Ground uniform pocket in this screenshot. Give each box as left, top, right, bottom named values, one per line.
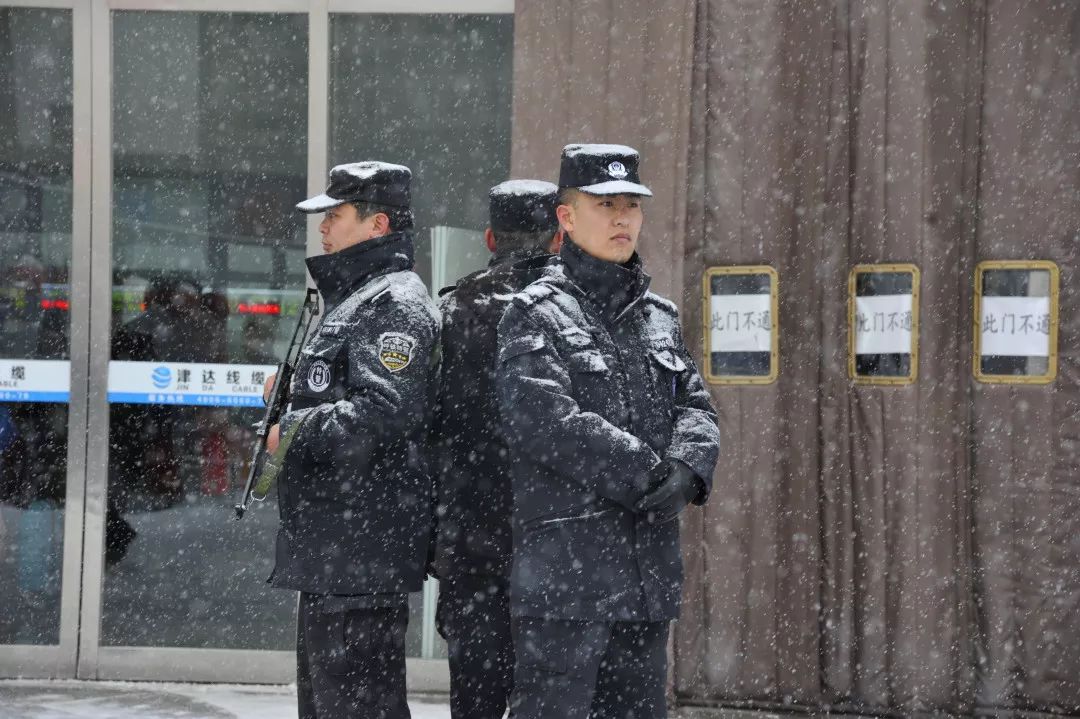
left=559, top=326, right=594, bottom=349
left=650, top=347, right=686, bottom=373
left=515, top=619, right=571, bottom=675
left=521, top=506, right=613, bottom=538
left=498, top=333, right=546, bottom=364
left=304, top=605, right=350, bottom=676
left=567, top=350, right=609, bottom=374
left=342, top=607, right=407, bottom=672
left=649, top=343, right=687, bottom=402
left=535, top=508, right=613, bottom=527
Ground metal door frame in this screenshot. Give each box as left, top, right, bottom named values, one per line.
left=74, top=0, right=511, bottom=687
left=0, top=0, right=92, bottom=680
left=0, top=0, right=512, bottom=686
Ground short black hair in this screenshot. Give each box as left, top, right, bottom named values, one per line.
left=492, top=228, right=557, bottom=255
left=352, top=201, right=414, bottom=232
left=557, top=188, right=581, bottom=207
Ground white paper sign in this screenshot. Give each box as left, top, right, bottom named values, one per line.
left=980, top=296, right=1052, bottom=357
left=854, top=294, right=914, bottom=355
left=709, top=294, right=772, bottom=353
left=0, top=359, right=70, bottom=403
left=108, top=361, right=277, bottom=407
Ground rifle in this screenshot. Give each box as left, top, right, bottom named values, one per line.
left=234, top=288, right=320, bottom=519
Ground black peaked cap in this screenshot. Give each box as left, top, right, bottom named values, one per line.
left=557, top=143, right=652, bottom=197
left=489, top=179, right=559, bottom=233
left=297, top=161, right=412, bottom=213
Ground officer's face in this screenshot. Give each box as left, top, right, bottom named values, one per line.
left=557, top=192, right=643, bottom=264
left=319, top=204, right=382, bottom=254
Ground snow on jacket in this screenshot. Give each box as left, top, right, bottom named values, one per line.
left=269, top=231, right=440, bottom=596
left=431, top=248, right=554, bottom=580
left=495, top=239, right=721, bottom=621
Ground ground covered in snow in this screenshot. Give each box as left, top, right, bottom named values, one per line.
left=0, top=680, right=451, bottom=718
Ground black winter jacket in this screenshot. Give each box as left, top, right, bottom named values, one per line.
left=269, top=232, right=440, bottom=595
left=495, top=240, right=720, bottom=621
left=431, top=248, right=553, bottom=580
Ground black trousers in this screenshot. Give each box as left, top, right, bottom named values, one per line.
left=296, top=592, right=410, bottom=719
left=509, top=618, right=669, bottom=719
left=436, top=576, right=515, bottom=719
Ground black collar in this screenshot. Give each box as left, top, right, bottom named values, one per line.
left=490, top=246, right=551, bottom=269
left=306, top=232, right=414, bottom=308
left=559, top=237, right=650, bottom=323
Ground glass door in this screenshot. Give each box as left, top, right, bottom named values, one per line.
left=0, top=0, right=514, bottom=685
left=80, top=8, right=309, bottom=682
left=0, top=3, right=88, bottom=678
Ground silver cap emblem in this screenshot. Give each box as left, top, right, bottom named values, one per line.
left=607, top=161, right=629, bottom=179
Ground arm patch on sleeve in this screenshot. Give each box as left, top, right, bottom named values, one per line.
left=378, top=332, right=417, bottom=372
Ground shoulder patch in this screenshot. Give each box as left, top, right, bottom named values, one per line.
left=437, top=284, right=457, bottom=298
left=307, top=359, right=333, bottom=391
left=378, top=332, right=417, bottom=372
left=644, top=292, right=679, bottom=315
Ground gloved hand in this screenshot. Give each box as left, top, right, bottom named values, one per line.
left=635, top=460, right=703, bottom=523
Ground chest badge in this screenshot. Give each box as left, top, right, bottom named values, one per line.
left=308, top=360, right=332, bottom=392
left=378, top=332, right=417, bottom=373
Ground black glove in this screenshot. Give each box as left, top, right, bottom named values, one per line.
left=635, top=460, right=703, bottom=523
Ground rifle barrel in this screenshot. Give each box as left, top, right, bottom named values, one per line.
left=233, top=289, right=319, bottom=520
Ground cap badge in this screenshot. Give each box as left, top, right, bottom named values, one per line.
left=607, top=161, right=629, bottom=179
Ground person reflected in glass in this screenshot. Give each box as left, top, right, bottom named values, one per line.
left=108, top=273, right=226, bottom=564
left=0, top=254, right=70, bottom=638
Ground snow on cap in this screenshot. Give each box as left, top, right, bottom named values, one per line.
left=558, top=143, right=652, bottom=197
left=490, top=179, right=558, bottom=197
left=489, top=179, right=559, bottom=233
left=563, top=143, right=639, bottom=159
left=297, top=161, right=412, bottom=213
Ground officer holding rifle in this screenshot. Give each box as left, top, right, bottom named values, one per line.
left=258, top=161, right=440, bottom=719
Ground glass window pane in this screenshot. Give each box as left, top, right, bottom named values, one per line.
left=849, top=265, right=919, bottom=385
left=329, top=13, right=514, bottom=290
left=975, top=262, right=1058, bottom=383
left=104, top=11, right=307, bottom=650
left=329, top=12, right=512, bottom=660
left=0, top=8, right=73, bottom=647
left=704, top=267, right=779, bottom=385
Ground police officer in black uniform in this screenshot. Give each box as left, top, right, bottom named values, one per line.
left=265, top=161, right=440, bottom=719
left=432, top=180, right=563, bottom=719
left=495, top=144, right=722, bottom=718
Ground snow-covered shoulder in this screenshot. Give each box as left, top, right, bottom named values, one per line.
left=384, top=270, right=441, bottom=327
left=505, top=277, right=558, bottom=312
left=325, top=270, right=438, bottom=329
left=643, top=291, right=680, bottom=317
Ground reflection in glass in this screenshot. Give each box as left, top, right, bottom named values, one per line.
left=0, top=8, right=73, bottom=647
left=329, top=13, right=514, bottom=290
left=103, top=11, right=307, bottom=650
